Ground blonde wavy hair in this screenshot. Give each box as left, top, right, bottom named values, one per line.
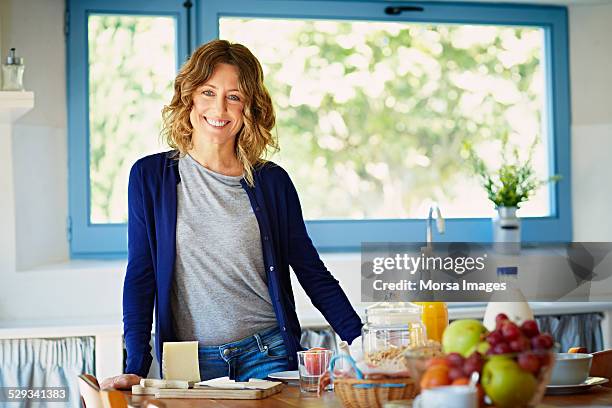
left=161, top=40, right=278, bottom=186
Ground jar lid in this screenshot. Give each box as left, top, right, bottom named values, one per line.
left=365, top=302, right=423, bottom=325
left=5, top=48, right=23, bottom=65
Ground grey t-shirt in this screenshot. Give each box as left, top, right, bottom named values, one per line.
left=170, top=154, right=277, bottom=345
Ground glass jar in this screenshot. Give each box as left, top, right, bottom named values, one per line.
left=362, top=302, right=426, bottom=370
left=2, top=48, right=25, bottom=91
left=413, top=302, right=448, bottom=343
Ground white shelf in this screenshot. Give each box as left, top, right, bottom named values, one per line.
left=0, top=91, right=34, bottom=123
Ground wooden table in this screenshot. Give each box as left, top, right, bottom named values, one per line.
left=127, top=384, right=612, bottom=407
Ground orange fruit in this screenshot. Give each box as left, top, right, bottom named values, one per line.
left=420, top=365, right=451, bottom=389
left=568, top=347, right=587, bottom=353
left=451, top=377, right=470, bottom=385
left=426, top=357, right=450, bottom=369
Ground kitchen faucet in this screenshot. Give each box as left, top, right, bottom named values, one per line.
left=426, top=203, right=445, bottom=244
left=419, top=203, right=446, bottom=282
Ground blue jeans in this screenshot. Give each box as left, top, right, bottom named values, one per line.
left=198, top=326, right=291, bottom=382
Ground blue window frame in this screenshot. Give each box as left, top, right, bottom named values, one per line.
left=67, top=0, right=571, bottom=257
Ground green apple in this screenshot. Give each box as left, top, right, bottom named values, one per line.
left=482, top=358, right=537, bottom=408
left=466, top=340, right=490, bottom=356
left=442, top=319, right=487, bottom=357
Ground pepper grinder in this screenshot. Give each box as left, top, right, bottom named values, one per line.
left=2, top=48, right=25, bottom=91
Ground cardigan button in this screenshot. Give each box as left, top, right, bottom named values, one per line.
left=255, top=207, right=260, bottom=211
left=269, top=266, right=274, bottom=272
left=264, top=235, right=269, bottom=241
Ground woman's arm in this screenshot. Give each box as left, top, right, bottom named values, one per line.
left=123, top=161, right=156, bottom=377
left=284, top=174, right=363, bottom=343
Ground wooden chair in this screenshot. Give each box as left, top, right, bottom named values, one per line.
left=99, top=390, right=129, bottom=408
left=77, top=374, right=105, bottom=408
left=590, top=349, right=612, bottom=387
left=77, top=374, right=166, bottom=407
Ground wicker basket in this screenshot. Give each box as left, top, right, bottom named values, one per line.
left=329, top=354, right=417, bottom=408
left=333, top=376, right=416, bottom=408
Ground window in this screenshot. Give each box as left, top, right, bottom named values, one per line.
left=220, top=19, right=550, bottom=220
left=67, top=0, right=190, bottom=257
left=68, top=0, right=571, bottom=257
left=202, top=0, right=571, bottom=250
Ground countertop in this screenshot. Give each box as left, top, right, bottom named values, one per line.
left=125, top=384, right=612, bottom=407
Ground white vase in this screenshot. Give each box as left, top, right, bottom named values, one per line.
left=493, top=206, right=521, bottom=254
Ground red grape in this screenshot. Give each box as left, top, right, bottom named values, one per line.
left=509, top=336, right=531, bottom=352
left=463, top=353, right=484, bottom=376
left=449, top=367, right=465, bottom=381
left=518, top=352, right=541, bottom=374
left=542, top=333, right=555, bottom=347
left=538, top=352, right=552, bottom=367
left=496, top=313, right=509, bottom=322
left=491, top=342, right=512, bottom=355
left=486, top=330, right=504, bottom=346
left=466, top=351, right=484, bottom=363
left=446, top=352, right=465, bottom=367
left=531, top=333, right=554, bottom=350
left=501, top=322, right=521, bottom=341
left=520, top=320, right=540, bottom=338
left=495, top=313, right=509, bottom=329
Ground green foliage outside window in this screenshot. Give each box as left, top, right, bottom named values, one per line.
left=221, top=19, right=549, bottom=219
left=88, top=15, right=175, bottom=223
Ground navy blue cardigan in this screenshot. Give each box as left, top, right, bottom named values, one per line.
left=123, top=151, right=363, bottom=376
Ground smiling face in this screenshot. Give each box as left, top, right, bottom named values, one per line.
left=190, top=63, right=245, bottom=149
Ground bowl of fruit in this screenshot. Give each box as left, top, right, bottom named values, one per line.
left=403, top=313, right=557, bottom=408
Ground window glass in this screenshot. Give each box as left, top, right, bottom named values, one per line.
left=220, top=18, right=550, bottom=219
left=88, top=15, right=176, bottom=223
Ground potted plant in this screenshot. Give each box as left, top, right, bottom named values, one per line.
left=463, top=134, right=560, bottom=250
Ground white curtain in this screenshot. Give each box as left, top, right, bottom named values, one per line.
left=536, top=313, right=604, bottom=353
left=0, top=336, right=95, bottom=408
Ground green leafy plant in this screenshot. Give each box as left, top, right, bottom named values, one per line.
left=463, top=134, right=560, bottom=209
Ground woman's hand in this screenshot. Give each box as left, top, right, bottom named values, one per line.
left=99, top=374, right=142, bottom=390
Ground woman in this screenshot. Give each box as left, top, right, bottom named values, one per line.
left=101, top=40, right=362, bottom=389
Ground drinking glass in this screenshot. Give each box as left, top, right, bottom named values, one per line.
left=297, top=349, right=333, bottom=393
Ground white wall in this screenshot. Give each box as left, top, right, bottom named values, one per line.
left=0, top=0, right=611, bottom=322
left=1, top=0, right=69, bottom=271
left=0, top=0, right=123, bottom=322
left=569, top=3, right=612, bottom=240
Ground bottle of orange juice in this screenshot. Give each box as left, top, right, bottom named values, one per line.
left=413, top=302, right=448, bottom=343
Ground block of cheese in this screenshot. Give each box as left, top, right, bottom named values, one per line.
left=132, top=385, right=160, bottom=395
left=139, top=378, right=191, bottom=389
left=162, top=341, right=201, bottom=382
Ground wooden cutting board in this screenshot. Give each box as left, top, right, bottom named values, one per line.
left=155, top=383, right=284, bottom=400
